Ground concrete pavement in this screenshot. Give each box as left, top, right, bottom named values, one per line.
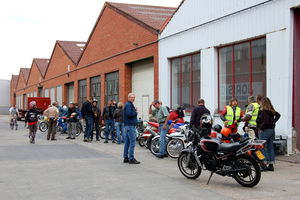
left=0, top=115, right=299, bottom=200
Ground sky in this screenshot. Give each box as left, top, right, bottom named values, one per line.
left=0, top=0, right=182, bottom=80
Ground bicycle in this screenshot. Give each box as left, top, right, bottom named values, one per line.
left=10, top=114, right=18, bottom=130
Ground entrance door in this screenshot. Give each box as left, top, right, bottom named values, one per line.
left=131, top=59, right=154, bottom=120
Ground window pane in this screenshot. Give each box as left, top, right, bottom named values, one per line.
left=171, top=58, right=180, bottom=109
left=192, top=54, right=201, bottom=109
left=181, top=56, right=191, bottom=110
left=219, top=46, right=233, bottom=110
left=234, top=42, right=250, bottom=111
left=251, top=38, right=266, bottom=99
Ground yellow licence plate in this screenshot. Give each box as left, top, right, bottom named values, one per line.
left=256, top=150, right=265, bottom=160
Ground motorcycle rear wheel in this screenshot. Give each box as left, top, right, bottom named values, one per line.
left=166, top=138, right=184, bottom=158
left=150, top=137, right=160, bottom=156
left=233, top=155, right=261, bottom=187
left=39, top=122, right=48, bottom=132
left=178, top=152, right=202, bottom=179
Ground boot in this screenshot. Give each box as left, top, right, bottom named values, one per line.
left=267, top=164, right=274, bottom=171
left=260, top=163, right=268, bottom=172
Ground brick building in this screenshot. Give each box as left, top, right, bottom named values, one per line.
left=11, top=2, right=176, bottom=120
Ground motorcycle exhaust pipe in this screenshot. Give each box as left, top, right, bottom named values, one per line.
left=146, top=128, right=158, bottom=136
left=224, top=168, right=248, bottom=175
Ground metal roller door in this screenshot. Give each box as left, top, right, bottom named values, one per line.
left=131, top=59, right=154, bottom=121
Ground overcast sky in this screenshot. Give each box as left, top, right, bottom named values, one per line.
left=0, top=0, right=182, bottom=80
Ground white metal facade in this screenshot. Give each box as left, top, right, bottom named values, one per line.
left=159, top=0, right=300, bottom=153
left=0, top=79, right=11, bottom=114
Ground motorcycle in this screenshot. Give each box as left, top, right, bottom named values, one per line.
left=166, top=124, right=189, bottom=158
left=177, top=124, right=265, bottom=187
left=138, top=121, right=159, bottom=148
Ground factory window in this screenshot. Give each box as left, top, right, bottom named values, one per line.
left=218, top=38, right=266, bottom=111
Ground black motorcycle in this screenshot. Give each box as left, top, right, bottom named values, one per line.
left=177, top=115, right=265, bottom=187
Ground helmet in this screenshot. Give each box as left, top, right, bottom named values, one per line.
left=200, top=113, right=213, bottom=128
left=221, top=127, right=231, bottom=137
left=29, top=101, right=36, bottom=108
left=93, top=99, right=98, bottom=104
left=213, top=124, right=222, bottom=133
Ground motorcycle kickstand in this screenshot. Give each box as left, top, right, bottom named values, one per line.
left=206, top=172, right=214, bottom=185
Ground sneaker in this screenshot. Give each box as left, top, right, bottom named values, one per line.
left=96, top=138, right=100, bottom=141
left=66, top=137, right=71, bottom=139
left=129, top=158, right=140, bottom=164
left=164, top=154, right=168, bottom=158
left=156, top=154, right=164, bottom=159
left=86, top=138, right=91, bottom=142
left=32, top=140, right=35, bottom=144
left=83, top=138, right=88, bottom=142
left=267, top=164, right=274, bottom=171
left=104, top=141, right=108, bottom=143
left=123, top=158, right=129, bottom=163
left=112, top=140, right=115, bottom=143
left=71, top=137, right=75, bottom=140
left=30, top=136, right=33, bottom=144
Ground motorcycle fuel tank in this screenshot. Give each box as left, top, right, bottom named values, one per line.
left=200, top=136, right=221, bottom=152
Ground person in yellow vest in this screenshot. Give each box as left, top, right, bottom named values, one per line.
left=220, top=98, right=243, bottom=133
left=241, top=96, right=260, bottom=139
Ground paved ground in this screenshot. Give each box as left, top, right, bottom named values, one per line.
left=0, top=115, right=299, bottom=200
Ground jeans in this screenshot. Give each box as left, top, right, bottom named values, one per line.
left=123, top=126, right=136, bottom=160
left=105, top=119, right=115, bottom=141
left=84, top=116, right=93, bottom=139
left=92, top=120, right=100, bottom=140
left=259, top=129, right=275, bottom=164
left=159, top=124, right=169, bottom=156
left=115, top=122, right=124, bottom=144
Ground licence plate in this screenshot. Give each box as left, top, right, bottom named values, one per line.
left=255, top=150, right=265, bottom=160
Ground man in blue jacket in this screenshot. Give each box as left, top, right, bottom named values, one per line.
left=123, top=93, right=140, bottom=164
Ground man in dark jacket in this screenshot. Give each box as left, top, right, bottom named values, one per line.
left=189, top=99, right=210, bottom=129
left=25, top=101, right=43, bottom=144
left=102, top=99, right=117, bottom=143
left=123, top=93, right=140, bottom=164
left=92, top=99, right=101, bottom=141
left=66, top=102, right=79, bottom=140
left=81, top=97, right=94, bottom=142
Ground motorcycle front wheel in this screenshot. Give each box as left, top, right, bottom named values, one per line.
left=178, top=152, right=201, bottom=179
left=146, top=135, right=155, bottom=150
left=233, top=155, right=261, bottom=187
left=167, top=138, right=184, bottom=158
left=138, top=138, right=146, bottom=147
left=150, top=137, right=160, bottom=156
left=39, top=122, right=48, bottom=132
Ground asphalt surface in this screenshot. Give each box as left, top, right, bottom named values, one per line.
left=0, top=115, right=299, bottom=200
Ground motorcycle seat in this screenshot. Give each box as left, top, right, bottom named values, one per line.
left=219, top=142, right=247, bottom=152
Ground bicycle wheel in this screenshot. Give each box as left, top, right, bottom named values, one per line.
left=76, top=123, right=82, bottom=137
left=39, top=122, right=48, bottom=132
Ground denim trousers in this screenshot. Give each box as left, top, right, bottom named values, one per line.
left=91, top=120, right=100, bottom=140
left=84, top=116, right=93, bottom=139
left=259, top=129, right=275, bottom=164
left=159, top=124, right=169, bottom=156
left=105, top=119, right=115, bottom=141
left=123, top=126, right=136, bottom=160
left=115, top=122, right=125, bottom=144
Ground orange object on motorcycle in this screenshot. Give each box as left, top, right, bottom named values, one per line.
left=221, top=127, right=231, bottom=137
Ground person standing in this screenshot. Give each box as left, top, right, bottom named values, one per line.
left=220, top=98, right=243, bottom=133
left=113, top=102, right=125, bottom=144
left=123, top=93, right=140, bottom=164
left=102, top=99, right=117, bottom=143
left=256, top=94, right=264, bottom=137
left=66, top=102, right=79, bottom=140
left=25, top=101, right=43, bottom=144
left=74, top=102, right=84, bottom=133
left=241, top=96, right=260, bottom=139
left=149, top=100, right=170, bottom=159
left=44, top=101, right=59, bottom=141
left=81, top=97, right=94, bottom=142
left=259, top=97, right=281, bottom=171
left=91, top=99, right=101, bottom=141
left=56, top=101, right=64, bottom=117
left=189, top=99, right=210, bottom=129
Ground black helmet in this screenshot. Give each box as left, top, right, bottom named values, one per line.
left=200, top=113, right=213, bottom=128
left=213, top=124, right=222, bottom=133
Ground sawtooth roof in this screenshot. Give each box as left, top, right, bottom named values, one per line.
left=57, top=41, right=86, bottom=65
left=12, top=75, right=19, bottom=88
left=34, top=58, right=49, bottom=78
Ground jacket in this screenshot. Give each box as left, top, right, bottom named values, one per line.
left=92, top=105, right=101, bottom=121
left=25, top=107, right=43, bottom=124
left=123, top=101, right=137, bottom=126
left=189, top=105, right=210, bottom=129
left=67, top=107, right=79, bottom=123
left=44, top=106, right=59, bottom=119
left=260, top=110, right=281, bottom=130
left=102, top=104, right=117, bottom=120
left=81, top=100, right=93, bottom=118
left=113, top=108, right=123, bottom=123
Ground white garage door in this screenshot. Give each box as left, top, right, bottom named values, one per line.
left=132, top=59, right=154, bottom=121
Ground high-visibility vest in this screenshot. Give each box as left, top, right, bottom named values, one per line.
left=246, top=102, right=260, bottom=126
left=224, top=106, right=241, bottom=126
